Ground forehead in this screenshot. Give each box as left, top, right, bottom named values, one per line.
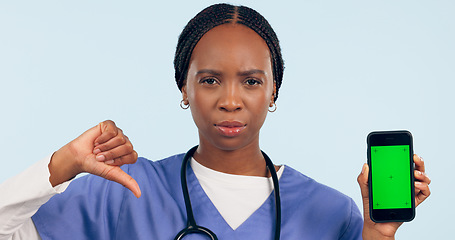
left=189, top=23, right=272, bottom=71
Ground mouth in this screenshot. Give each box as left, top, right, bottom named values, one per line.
left=214, top=121, right=247, bottom=137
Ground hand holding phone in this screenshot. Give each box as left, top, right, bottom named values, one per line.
left=367, top=130, right=415, bottom=222
left=358, top=134, right=431, bottom=238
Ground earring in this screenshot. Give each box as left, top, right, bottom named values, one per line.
left=180, top=100, right=190, bottom=110
left=268, top=102, right=277, bottom=112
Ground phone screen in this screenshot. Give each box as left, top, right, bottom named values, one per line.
left=370, top=145, right=412, bottom=209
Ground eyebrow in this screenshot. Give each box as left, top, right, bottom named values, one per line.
left=196, top=69, right=222, bottom=76
left=196, top=69, right=266, bottom=76
left=237, top=69, right=266, bottom=76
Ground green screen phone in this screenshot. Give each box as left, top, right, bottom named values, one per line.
left=367, top=131, right=415, bottom=222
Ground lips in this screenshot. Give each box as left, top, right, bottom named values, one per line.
left=214, top=121, right=246, bottom=137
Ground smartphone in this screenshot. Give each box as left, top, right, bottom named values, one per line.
left=367, top=130, right=415, bottom=222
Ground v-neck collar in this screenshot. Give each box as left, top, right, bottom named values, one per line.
left=185, top=163, right=282, bottom=236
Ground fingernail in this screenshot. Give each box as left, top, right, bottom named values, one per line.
left=420, top=156, right=424, bottom=162
left=94, top=142, right=100, bottom=147
left=105, top=160, right=114, bottom=165
left=96, top=154, right=105, bottom=161
left=135, top=186, right=142, bottom=198
left=93, top=148, right=101, bottom=154
left=361, top=164, right=366, bottom=174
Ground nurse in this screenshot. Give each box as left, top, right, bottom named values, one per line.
left=0, top=3, right=431, bottom=240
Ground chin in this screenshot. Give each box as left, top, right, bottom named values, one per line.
left=209, top=136, right=259, bottom=152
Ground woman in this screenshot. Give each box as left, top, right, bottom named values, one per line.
left=0, top=3, right=430, bottom=240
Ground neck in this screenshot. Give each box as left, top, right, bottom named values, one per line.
left=194, top=138, right=269, bottom=177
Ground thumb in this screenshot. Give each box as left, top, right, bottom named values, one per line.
left=91, top=161, right=142, bottom=198
left=357, top=163, right=370, bottom=219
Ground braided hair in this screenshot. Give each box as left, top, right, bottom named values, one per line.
left=174, top=3, right=284, bottom=101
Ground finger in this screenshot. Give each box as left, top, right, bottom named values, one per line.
left=96, top=163, right=142, bottom=198
left=415, top=181, right=430, bottom=206
left=94, top=137, right=134, bottom=163
left=96, top=144, right=135, bottom=163
left=93, top=130, right=128, bottom=155
left=357, top=163, right=370, bottom=218
left=357, top=163, right=369, bottom=199
left=104, top=151, right=138, bottom=166
left=94, top=120, right=120, bottom=146
left=414, top=170, right=431, bottom=185
left=413, top=154, right=425, bottom=173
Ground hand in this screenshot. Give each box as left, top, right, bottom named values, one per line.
left=48, top=120, right=141, bottom=198
left=357, top=154, right=431, bottom=239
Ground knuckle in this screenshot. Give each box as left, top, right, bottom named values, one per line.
left=97, top=144, right=107, bottom=152
left=125, top=142, right=134, bottom=152
left=114, top=157, right=124, bottom=166
left=107, top=130, right=116, bottom=138
left=127, top=139, right=133, bottom=149
left=112, top=133, right=126, bottom=144
left=99, top=167, right=114, bottom=179
left=106, top=151, right=115, bottom=161
left=132, top=151, right=138, bottom=162
left=124, top=152, right=138, bottom=164
left=104, top=120, right=115, bottom=126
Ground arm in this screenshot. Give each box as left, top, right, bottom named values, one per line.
left=0, top=155, right=68, bottom=240
left=357, top=154, right=431, bottom=240
left=0, top=120, right=139, bottom=240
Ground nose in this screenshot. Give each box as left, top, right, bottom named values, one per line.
left=218, top=84, right=243, bottom=112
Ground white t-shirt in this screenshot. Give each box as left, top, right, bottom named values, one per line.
left=191, top=158, right=284, bottom=230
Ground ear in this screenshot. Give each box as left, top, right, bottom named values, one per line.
left=181, top=85, right=189, bottom=105
left=270, top=83, right=277, bottom=106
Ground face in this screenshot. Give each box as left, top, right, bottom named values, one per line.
left=182, top=23, right=275, bottom=151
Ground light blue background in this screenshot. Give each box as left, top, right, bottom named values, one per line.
left=1, top=0, right=453, bottom=238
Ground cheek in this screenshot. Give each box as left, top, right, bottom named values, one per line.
left=186, top=86, right=214, bottom=127
left=245, top=90, right=272, bottom=124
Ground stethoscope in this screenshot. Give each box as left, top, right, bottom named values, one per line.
left=174, top=145, right=281, bottom=240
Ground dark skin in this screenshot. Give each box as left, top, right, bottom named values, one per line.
left=48, top=23, right=430, bottom=239
left=182, top=23, right=277, bottom=177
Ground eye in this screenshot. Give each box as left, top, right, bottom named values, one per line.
left=245, top=78, right=261, bottom=86
left=201, top=77, right=218, bottom=85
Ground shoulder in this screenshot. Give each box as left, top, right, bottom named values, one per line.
left=130, top=153, right=185, bottom=173
left=32, top=153, right=188, bottom=239
left=281, top=166, right=353, bottom=204
left=123, top=153, right=186, bottom=186
left=280, top=166, right=363, bottom=239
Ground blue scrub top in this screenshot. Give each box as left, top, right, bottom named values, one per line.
left=32, top=153, right=363, bottom=239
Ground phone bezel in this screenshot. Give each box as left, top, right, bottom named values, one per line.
left=367, top=130, right=415, bottom=222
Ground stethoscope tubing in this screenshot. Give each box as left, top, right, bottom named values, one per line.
left=174, top=145, right=281, bottom=240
